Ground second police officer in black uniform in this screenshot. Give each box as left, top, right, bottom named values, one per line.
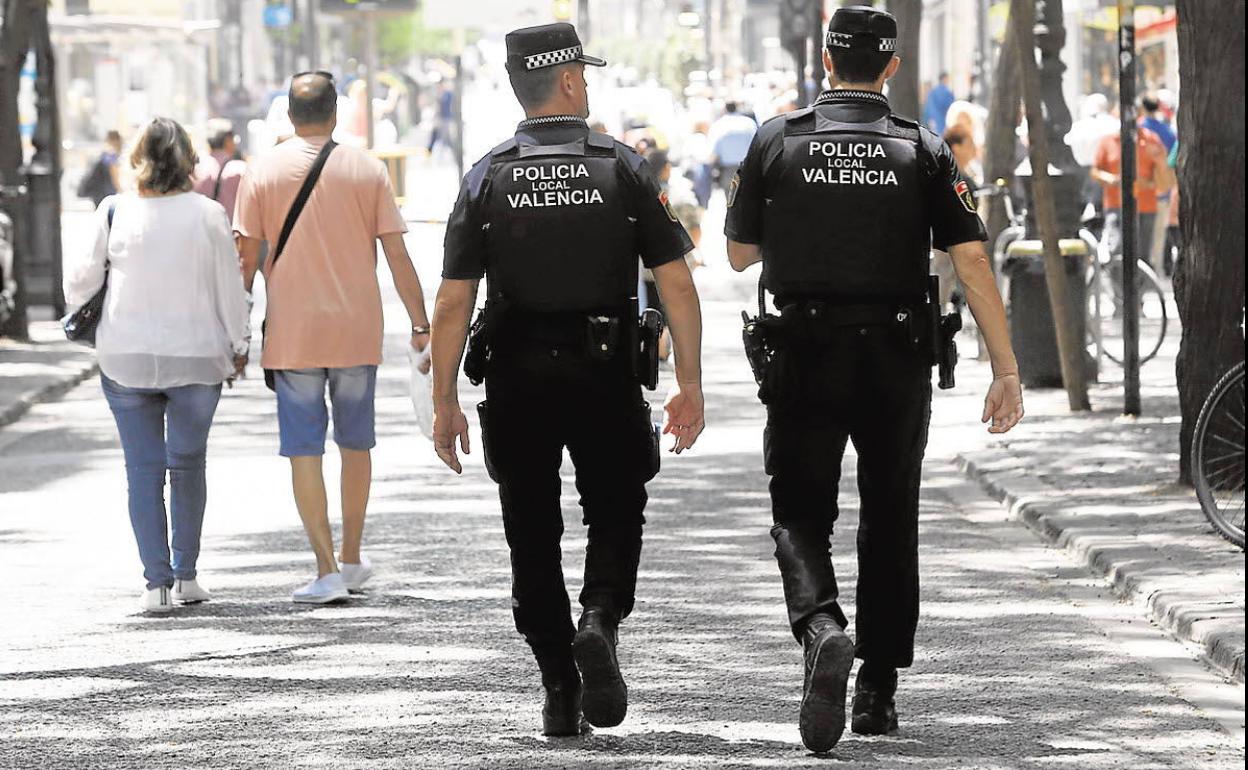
left=725, top=6, right=1025, bottom=754
left=429, top=24, right=706, bottom=738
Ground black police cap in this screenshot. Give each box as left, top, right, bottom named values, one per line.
left=505, top=23, right=607, bottom=74
left=825, top=5, right=899, bottom=53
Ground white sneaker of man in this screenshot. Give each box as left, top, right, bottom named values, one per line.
left=142, top=586, right=174, bottom=614
left=339, top=556, right=374, bottom=592
left=172, top=578, right=212, bottom=604
left=292, top=572, right=350, bottom=604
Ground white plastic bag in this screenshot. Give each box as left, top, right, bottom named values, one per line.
left=408, top=345, right=434, bottom=440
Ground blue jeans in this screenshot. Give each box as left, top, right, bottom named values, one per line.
left=101, top=375, right=222, bottom=589
left=273, top=366, right=377, bottom=457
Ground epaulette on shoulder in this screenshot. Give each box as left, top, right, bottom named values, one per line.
left=489, top=137, right=520, bottom=157
left=887, top=113, right=921, bottom=130
left=587, top=132, right=616, bottom=150
left=783, top=106, right=816, bottom=124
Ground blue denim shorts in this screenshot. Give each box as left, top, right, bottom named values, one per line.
left=274, top=366, right=377, bottom=457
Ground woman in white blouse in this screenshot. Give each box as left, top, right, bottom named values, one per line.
left=64, top=117, right=250, bottom=614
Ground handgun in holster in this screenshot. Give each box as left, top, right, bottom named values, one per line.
left=927, top=275, right=962, bottom=390
left=464, top=298, right=505, bottom=386
left=741, top=276, right=779, bottom=387
left=632, top=296, right=664, bottom=391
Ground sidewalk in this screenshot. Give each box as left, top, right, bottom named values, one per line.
left=0, top=320, right=97, bottom=430
left=956, top=345, right=1246, bottom=683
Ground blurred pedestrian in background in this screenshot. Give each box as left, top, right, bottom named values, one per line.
left=234, top=72, right=432, bottom=605
left=64, top=117, right=251, bottom=614
left=193, top=119, right=246, bottom=216
left=921, top=72, right=954, bottom=133
left=708, top=101, right=757, bottom=196
left=1092, top=123, right=1174, bottom=263
left=1065, top=93, right=1119, bottom=219
left=685, top=120, right=714, bottom=209
left=76, top=130, right=123, bottom=208
left=1139, top=94, right=1177, bottom=269
left=642, top=147, right=703, bottom=360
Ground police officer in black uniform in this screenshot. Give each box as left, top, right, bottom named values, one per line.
left=429, top=23, right=706, bottom=738
left=725, top=6, right=1024, bottom=753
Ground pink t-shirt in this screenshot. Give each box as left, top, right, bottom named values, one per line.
left=234, top=136, right=407, bottom=369
left=193, top=151, right=245, bottom=219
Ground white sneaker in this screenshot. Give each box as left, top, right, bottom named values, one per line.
left=141, top=586, right=174, bottom=614
left=172, top=578, right=212, bottom=604
left=292, top=573, right=350, bottom=604
left=339, top=556, right=375, bottom=592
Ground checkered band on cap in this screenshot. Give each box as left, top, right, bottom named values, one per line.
left=826, top=29, right=897, bottom=52
left=525, top=45, right=583, bottom=71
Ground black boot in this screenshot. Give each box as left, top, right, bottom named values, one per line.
left=798, top=613, right=855, bottom=753
left=573, top=608, right=628, bottom=728
left=536, top=653, right=587, bottom=737
left=851, top=663, right=899, bottom=736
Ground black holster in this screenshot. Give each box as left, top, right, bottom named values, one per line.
left=927, top=276, right=961, bottom=390
left=464, top=299, right=506, bottom=386
left=635, top=298, right=664, bottom=391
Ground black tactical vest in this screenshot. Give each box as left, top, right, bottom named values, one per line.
left=761, top=108, right=933, bottom=301
left=482, top=133, right=637, bottom=312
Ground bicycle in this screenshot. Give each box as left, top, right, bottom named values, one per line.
left=977, top=179, right=1167, bottom=368
left=1191, top=353, right=1245, bottom=549
left=1081, top=217, right=1169, bottom=367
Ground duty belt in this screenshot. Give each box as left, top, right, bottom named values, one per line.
left=779, top=300, right=913, bottom=328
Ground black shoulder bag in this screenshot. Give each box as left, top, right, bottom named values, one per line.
left=63, top=199, right=117, bottom=346
left=262, top=139, right=337, bottom=391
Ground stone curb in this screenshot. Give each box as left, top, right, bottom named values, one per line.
left=0, top=361, right=99, bottom=430
left=958, top=453, right=1246, bottom=684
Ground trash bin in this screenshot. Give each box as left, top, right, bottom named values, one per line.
left=1003, top=238, right=1093, bottom=388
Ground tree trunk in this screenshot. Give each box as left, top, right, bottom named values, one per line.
left=1011, top=0, right=1090, bottom=411
left=983, top=6, right=1023, bottom=251
left=1174, top=0, right=1246, bottom=483
left=886, top=0, right=922, bottom=120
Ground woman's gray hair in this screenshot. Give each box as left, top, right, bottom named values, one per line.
left=130, top=117, right=198, bottom=194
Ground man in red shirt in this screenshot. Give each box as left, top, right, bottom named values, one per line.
left=1092, top=126, right=1175, bottom=261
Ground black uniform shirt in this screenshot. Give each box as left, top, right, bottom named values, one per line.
left=724, top=90, right=987, bottom=252
left=443, top=116, right=694, bottom=282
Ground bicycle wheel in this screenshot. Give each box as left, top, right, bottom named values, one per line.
left=1192, top=361, right=1246, bottom=548
left=1085, top=259, right=1168, bottom=366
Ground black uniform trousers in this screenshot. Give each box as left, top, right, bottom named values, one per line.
left=480, top=326, right=657, bottom=665
left=763, top=318, right=931, bottom=669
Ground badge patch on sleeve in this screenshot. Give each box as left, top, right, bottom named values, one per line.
left=659, top=191, right=679, bottom=223
left=955, top=180, right=977, bottom=213
left=727, top=173, right=741, bottom=208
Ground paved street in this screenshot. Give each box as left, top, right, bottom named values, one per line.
left=0, top=225, right=1243, bottom=769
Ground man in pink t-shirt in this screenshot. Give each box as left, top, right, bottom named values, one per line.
left=234, top=72, right=432, bottom=605
left=192, top=119, right=246, bottom=217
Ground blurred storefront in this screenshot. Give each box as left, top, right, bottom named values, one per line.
left=920, top=1, right=1178, bottom=109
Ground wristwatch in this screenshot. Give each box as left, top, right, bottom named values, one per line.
left=412, top=325, right=431, bottom=336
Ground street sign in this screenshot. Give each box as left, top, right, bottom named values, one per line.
left=319, top=0, right=417, bottom=12
left=424, top=0, right=576, bottom=30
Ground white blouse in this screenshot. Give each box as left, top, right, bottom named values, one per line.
left=64, top=192, right=251, bottom=389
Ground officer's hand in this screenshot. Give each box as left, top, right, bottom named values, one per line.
left=663, top=382, right=706, bottom=454
left=433, top=404, right=470, bottom=473
left=983, top=373, right=1025, bottom=434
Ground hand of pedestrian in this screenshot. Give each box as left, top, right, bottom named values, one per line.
left=663, top=382, right=705, bottom=454
left=226, top=354, right=248, bottom=388
left=433, top=404, right=470, bottom=473
left=983, top=373, right=1024, bottom=434
left=411, top=330, right=431, bottom=374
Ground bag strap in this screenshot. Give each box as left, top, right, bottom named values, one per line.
left=103, top=198, right=116, bottom=275
left=211, top=160, right=226, bottom=202
left=271, top=140, right=337, bottom=269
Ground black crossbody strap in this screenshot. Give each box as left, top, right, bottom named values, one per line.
left=211, top=163, right=225, bottom=202
left=272, top=139, right=337, bottom=268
